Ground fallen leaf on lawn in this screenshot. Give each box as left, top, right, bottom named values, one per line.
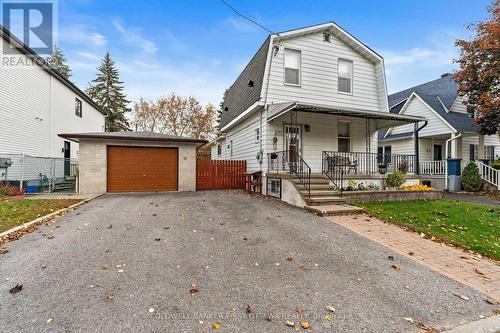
left=295, top=306, right=304, bottom=313
left=454, top=294, right=469, bottom=301
left=285, top=320, right=295, bottom=327
left=212, top=321, right=221, bottom=329
left=326, top=305, right=336, bottom=312
left=300, top=321, right=310, bottom=329
left=9, top=284, right=23, bottom=294
left=391, top=265, right=401, bottom=272
left=190, top=284, right=198, bottom=295
left=324, top=315, right=332, bottom=321
left=246, top=304, right=253, bottom=313
left=46, top=318, right=53, bottom=324
left=403, top=317, right=414, bottom=323
left=102, top=263, right=110, bottom=270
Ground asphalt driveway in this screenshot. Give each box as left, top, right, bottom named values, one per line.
left=0, top=191, right=495, bottom=332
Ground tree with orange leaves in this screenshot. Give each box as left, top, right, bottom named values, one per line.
left=453, top=0, right=499, bottom=135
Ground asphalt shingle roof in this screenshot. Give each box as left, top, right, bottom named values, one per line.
left=388, top=74, right=477, bottom=133
left=219, top=37, right=270, bottom=129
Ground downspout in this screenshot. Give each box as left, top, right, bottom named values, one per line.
left=444, top=132, right=462, bottom=191
left=414, top=120, right=428, bottom=175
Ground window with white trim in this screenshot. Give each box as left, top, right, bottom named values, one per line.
left=75, top=98, right=82, bottom=117
left=338, top=59, right=353, bottom=94
left=217, top=143, right=222, bottom=156
left=337, top=121, right=351, bottom=153
left=284, top=49, right=300, bottom=85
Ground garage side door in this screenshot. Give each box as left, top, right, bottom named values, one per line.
left=107, top=146, right=178, bottom=193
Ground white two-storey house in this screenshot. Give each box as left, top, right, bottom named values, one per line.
left=0, top=25, right=105, bottom=191
left=211, top=22, right=425, bottom=206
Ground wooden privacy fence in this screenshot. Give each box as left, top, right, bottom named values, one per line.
left=196, top=160, right=247, bottom=190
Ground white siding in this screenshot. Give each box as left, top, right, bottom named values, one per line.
left=449, top=96, right=468, bottom=114
left=213, top=112, right=262, bottom=171
left=462, top=135, right=500, bottom=162
left=265, top=31, right=384, bottom=112
left=0, top=38, right=105, bottom=158
left=266, top=114, right=377, bottom=173
left=386, top=139, right=415, bottom=156
left=390, top=96, right=454, bottom=137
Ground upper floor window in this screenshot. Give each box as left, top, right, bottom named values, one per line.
left=338, top=59, right=353, bottom=94
left=75, top=98, right=82, bottom=117
left=217, top=143, right=222, bottom=156
left=284, top=49, right=300, bottom=85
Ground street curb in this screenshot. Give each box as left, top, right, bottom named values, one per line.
left=0, top=193, right=103, bottom=240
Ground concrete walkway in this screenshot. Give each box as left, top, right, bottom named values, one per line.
left=327, top=214, right=500, bottom=301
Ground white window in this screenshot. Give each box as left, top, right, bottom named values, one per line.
left=338, top=59, right=353, bottom=94
left=337, top=121, right=351, bottom=153
left=75, top=98, right=82, bottom=117
left=284, top=49, right=300, bottom=85
left=255, top=128, right=260, bottom=143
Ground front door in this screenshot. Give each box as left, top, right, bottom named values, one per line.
left=64, top=141, right=71, bottom=176
left=433, top=144, right=442, bottom=161
left=284, top=125, right=301, bottom=164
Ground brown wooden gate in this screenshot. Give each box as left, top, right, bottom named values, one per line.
left=196, top=160, right=246, bottom=190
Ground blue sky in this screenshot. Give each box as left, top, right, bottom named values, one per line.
left=53, top=0, right=491, bottom=106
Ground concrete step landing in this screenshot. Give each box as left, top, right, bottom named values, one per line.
left=305, top=204, right=364, bottom=216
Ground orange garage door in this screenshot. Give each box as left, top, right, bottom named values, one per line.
left=107, top=146, right=178, bottom=192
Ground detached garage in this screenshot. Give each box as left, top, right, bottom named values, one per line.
left=58, top=131, right=207, bottom=195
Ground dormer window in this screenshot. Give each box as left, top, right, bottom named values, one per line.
left=284, top=49, right=301, bottom=85
left=323, top=32, right=331, bottom=42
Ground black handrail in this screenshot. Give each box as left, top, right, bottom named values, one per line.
left=268, top=150, right=311, bottom=198
left=322, top=151, right=344, bottom=195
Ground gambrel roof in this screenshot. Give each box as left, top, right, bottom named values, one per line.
left=219, top=22, right=387, bottom=130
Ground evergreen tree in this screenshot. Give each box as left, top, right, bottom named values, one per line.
left=217, top=88, right=229, bottom=131
left=86, top=52, right=131, bottom=131
left=46, top=45, right=72, bottom=79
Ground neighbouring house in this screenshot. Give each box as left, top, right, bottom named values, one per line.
left=0, top=25, right=105, bottom=191
left=379, top=74, right=500, bottom=190
left=210, top=22, right=426, bottom=207
left=58, top=132, right=206, bottom=194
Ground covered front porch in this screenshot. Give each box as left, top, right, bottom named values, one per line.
left=265, top=102, right=425, bottom=192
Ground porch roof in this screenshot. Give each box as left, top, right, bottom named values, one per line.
left=267, top=102, right=426, bottom=129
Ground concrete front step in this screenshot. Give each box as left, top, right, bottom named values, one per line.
left=304, top=204, right=364, bottom=216
left=292, top=179, right=330, bottom=185
left=300, top=190, right=340, bottom=196
left=306, top=196, right=346, bottom=204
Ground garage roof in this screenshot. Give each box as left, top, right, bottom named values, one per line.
left=58, top=131, right=208, bottom=146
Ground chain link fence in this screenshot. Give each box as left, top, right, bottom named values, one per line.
left=0, top=153, right=78, bottom=194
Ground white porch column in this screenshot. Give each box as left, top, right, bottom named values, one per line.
left=478, top=134, right=485, bottom=160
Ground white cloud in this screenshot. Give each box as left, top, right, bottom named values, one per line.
left=58, top=25, right=107, bottom=47
left=112, top=20, right=158, bottom=54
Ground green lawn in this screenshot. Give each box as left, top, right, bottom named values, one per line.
left=0, top=198, right=82, bottom=233
left=355, top=199, right=500, bottom=261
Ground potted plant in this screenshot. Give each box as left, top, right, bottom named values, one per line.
left=398, top=161, right=409, bottom=174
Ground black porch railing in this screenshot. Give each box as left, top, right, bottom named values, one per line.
left=322, top=151, right=416, bottom=193
left=268, top=150, right=311, bottom=198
